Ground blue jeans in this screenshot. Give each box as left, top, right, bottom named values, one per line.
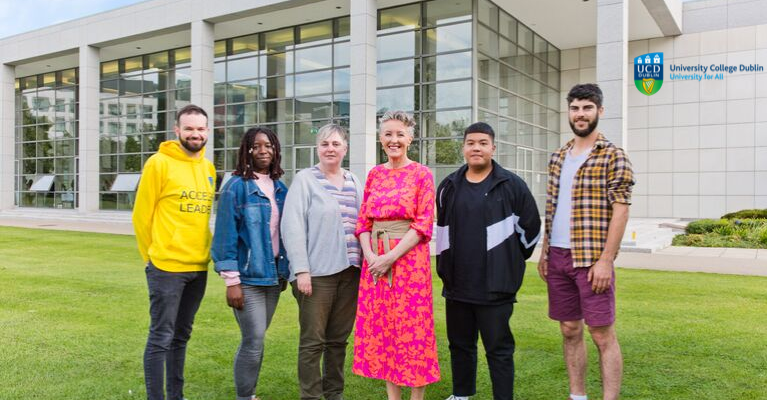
left=144, top=262, right=207, bottom=400
left=232, top=284, right=281, bottom=400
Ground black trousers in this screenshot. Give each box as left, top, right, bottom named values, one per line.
left=445, top=299, right=515, bottom=400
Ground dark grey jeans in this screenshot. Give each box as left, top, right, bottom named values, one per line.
left=232, top=284, right=282, bottom=400
left=144, top=262, right=207, bottom=400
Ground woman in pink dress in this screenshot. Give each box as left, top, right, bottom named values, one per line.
left=354, top=110, right=440, bottom=400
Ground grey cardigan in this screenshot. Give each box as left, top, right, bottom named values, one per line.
left=280, top=167, right=364, bottom=281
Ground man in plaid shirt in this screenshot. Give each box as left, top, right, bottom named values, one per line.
left=537, top=84, right=634, bottom=400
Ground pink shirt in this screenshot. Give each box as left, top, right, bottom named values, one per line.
left=220, top=172, right=281, bottom=287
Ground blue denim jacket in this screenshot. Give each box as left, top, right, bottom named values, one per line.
left=212, top=176, right=290, bottom=286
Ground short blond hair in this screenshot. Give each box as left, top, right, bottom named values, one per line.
left=316, top=123, right=348, bottom=147
left=379, top=110, right=416, bottom=137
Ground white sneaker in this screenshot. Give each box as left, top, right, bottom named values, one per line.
left=445, top=396, right=469, bottom=400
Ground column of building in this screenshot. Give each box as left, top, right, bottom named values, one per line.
left=78, top=45, right=101, bottom=214
left=190, top=20, right=215, bottom=164
left=0, top=64, right=14, bottom=210
left=596, top=0, right=629, bottom=148
left=349, top=0, right=377, bottom=179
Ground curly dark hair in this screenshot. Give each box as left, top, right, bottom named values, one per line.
left=566, top=83, right=603, bottom=108
left=233, top=126, right=284, bottom=181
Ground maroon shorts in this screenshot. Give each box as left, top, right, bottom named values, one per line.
left=546, top=247, right=616, bottom=327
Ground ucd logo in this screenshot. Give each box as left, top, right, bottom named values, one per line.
left=634, top=53, right=663, bottom=95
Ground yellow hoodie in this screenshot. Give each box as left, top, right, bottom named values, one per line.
left=132, top=141, right=217, bottom=272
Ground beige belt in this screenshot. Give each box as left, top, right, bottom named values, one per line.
left=370, top=219, right=412, bottom=287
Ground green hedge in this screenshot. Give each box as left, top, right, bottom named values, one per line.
left=676, top=218, right=767, bottom=248
left=685, top=219, right=730, bottom=234
left=721, top=209, right=767, bottom=219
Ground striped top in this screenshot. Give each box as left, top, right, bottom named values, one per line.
left=311, top=166, right=361, bottom=267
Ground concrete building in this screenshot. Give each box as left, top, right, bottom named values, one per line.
left=0, top=0, right=765, bottom=221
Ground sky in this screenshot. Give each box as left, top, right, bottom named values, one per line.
left=0, top=0, right=700, bottom=40
left=0, top=0, right=145, bottom=39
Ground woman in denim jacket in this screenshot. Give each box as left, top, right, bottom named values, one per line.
left=212, top=126, right=290, bottom=400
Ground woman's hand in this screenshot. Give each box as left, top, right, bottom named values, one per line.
left=368, top=252, right=396, bottom=279
left=295, top=272, right=313, bottom=296
left=226, top=284, right=244, bottom=310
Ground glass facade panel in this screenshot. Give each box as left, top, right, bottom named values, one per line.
left=475, top=0, right=560, bottom=213
left=377, top=59, right=417, bottom=87
left=14, top=68, right=79, bottom=208
left=99, top=48, right=190, bottom=209
left=215, top=17, right=350, bottom=184
left=422, top=52, right=471, bottom=82
left=425, top=0, right=471, bottom=26
left=378, top=2, right=473, bottom=175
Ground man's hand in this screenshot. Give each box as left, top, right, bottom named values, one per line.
left=537, top=253, right=548, bottom=282
left=226, top=284, right=244, bottom=310
left=588, top=259, right=614, bottom=294
left=296, top=272, right=312, bottom=296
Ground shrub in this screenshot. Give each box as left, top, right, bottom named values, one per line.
left=685, top=219, right=730, bottom=234
left=722, top=209, right=767, bottom=219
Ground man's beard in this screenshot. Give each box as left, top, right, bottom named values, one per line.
left=180, top=136, right=207, bottom=153
left=569, top=116, right=599, bottom=138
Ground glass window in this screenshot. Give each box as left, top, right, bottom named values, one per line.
left=263, top=75, right=293, bottom=99
left=518, top=23, right=534, bottom=52
left=264, top=28, right=295, bottom=52
left=334, top=42, right=350, bottom=67
left=423, top=23, right=471, bottom=54
left=478, top=0, right=498, bottom=30
left=477, top=24, right=498, bottom=58
left=59, top=69, right=77, bottom=86
left=499, top=12, right=517, bottom=41
left=295, top=95, right=332, bottom=120
left=379, top=4, right=421, bottom=33
left=378, top=59, right=416, bottom=87
left=478, top=82, right=499, bottom=112
left=174, top=47, right=192, bottom=65
left=227, top=56, right=259, bottom=81
left=422, top=52, right=471, bottom=82
left=378, top=31, right=420, bottom=61
left=295, top=45, right=332, bottom=72
left=215, top=40, right=227, bottom=59
left=124, top=56, right=143, bottom=74
left=231, top=34, right=259, bottom=57
left=262, top=52, right=293, bottom=76
left=227, top=80, right=261, bottom=103
left=295, top=70, right=332, bottom=96
left=499, top=90, right=517, bottom=118
left=334, top=68, right=349, bottom=93
left=377, top=86, right=416, bottom=114
left=422, top=109, right=470, bottom=138
left=422, top=80, right=471, bottom=110
left=478, top=55, right=499, bottom=83
left=336, top=17, right=350, bottom=39
left=425, top=0, right=471, bottom=26
left=261, top=99, right=294, bottom=123
left=146, top=51, right=169, bottom=70
left=422, top=138, right=463, bottom=165
left=299, top=21, right=333, bottom=45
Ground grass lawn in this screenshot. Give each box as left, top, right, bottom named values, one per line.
left=1, top=226, right=766, bottom=400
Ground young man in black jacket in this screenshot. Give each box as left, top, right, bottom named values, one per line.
left=436, top=122, right=541, bottom=400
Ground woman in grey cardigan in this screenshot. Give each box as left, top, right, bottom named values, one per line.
left=280, top=123, right=363, bottom=400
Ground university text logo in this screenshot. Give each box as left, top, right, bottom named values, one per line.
left=634, top=53, right=663, bottom=96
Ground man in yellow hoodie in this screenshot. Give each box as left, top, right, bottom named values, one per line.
left=133, top=104, right=216, bottom=400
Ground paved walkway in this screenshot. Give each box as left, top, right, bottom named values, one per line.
left=2, top=213, right=766, bottom=276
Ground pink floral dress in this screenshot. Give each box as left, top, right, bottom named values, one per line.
left=353, top=162, right=440, bottom=387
